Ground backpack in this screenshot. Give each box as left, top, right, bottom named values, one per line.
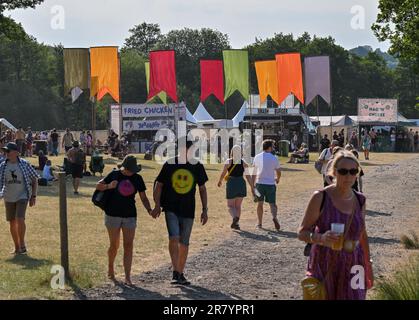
left=74, top=149, right=85, bottom=165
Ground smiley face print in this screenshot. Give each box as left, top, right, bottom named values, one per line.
left=171, top=169, right=194, bottom=194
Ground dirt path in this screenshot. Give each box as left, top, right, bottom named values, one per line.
left=80, top=155, right=419, bottom=300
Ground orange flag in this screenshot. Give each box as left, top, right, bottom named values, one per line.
left=255, top=60, right=279, bottom=105
left=276, top=53, right=304, bottom=105
left=90, top=47, right=120, bottom=102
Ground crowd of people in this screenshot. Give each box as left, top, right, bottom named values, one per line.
left=0, top=132, right=383, bottom=299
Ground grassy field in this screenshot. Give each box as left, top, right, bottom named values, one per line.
left=0, top=152, right=416, bottom=299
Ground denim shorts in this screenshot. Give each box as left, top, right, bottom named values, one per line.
left=165, top=211, right=194, bottom=246
left=104, top=214, right=137, bottom=229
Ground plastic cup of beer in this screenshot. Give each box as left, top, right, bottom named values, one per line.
left=331, top=223, right=345, bottom=251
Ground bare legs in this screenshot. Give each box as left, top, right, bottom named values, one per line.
left=9, top=218, right=26, bottom=253
left=106, top=227, right=136, bottom=284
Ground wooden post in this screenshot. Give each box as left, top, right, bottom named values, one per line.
left=58, top=172, right=70, bottom=281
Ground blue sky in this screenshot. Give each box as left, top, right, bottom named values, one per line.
left=6, top=0, right=390, bottom=51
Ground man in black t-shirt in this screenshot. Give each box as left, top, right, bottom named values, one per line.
left=50, top=129, right=59, bottom=156
left=320, top=134, right=331, bottom=152
left=152, top=139, right=209, bottom=286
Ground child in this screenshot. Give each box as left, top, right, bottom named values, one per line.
left=42, top=160, right=56, bottom=181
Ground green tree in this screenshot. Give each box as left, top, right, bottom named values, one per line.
left=0, top=0, right=44, bottom=39
left=372, top=0, right=419, bottom=71
left=123, top=22, right=162, bottom=56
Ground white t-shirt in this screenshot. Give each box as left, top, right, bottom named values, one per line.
left=253, top=152, right=280, bottom=185
left=319, top=148, right=333, bottom=174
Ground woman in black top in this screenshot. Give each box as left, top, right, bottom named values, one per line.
left=217, top=145, right=254, bottom=230
left=96, top=155, right=152, bottom=285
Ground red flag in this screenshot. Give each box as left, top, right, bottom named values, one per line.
left=148, top=50, right=178, bottom=103
left=200, top=60, right=224, bottom=104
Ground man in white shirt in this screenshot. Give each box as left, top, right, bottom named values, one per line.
left=252, top=140, right=281, bottom=230
left=318, top=139, right=338, bottom=187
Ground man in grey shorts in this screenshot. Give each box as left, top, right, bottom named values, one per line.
left=152, top=139, right=209, bottom=285
left=0, top=142, right=39, bottom=255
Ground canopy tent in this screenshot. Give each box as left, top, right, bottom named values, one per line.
left=193, top=103, right=214, bottom=121
left=397, top=114, right=417, bottom=126
left=0, top=118, right=17, bottom=131
left=332, top=115, right=356, bottom=126
left=186, top=107, right=197, bottom=124
left=232, top=101, right=247, bottom=127
left=310, top=115, right=358, bottom=127
left=196, top=119, right=234, bottom=129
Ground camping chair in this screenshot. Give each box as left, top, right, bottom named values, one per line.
left=89, top=155, right=104, bottom=176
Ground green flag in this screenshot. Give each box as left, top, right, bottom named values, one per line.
left=145, top=62, right=167, bottom=104
left=63, top=48, right=90, bottom=94
left=223, top=50, right=249, bottom=101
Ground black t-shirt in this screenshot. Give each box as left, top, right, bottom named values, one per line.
left=103, top=170, right=146, bottom=218
left=51, top=132, right=59, bottom=143
left=156, top=157, right=208, bottom=218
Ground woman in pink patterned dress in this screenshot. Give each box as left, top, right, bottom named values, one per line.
left=298, top=151, right=373, bottom=300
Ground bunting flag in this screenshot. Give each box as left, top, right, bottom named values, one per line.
left=148, top=50, right=177, bottom=103
left=223, top=50, right=249, bottom=101
left=255, top=60, right=280, bottom=105
left=145, top=62, right=167, bottom=104
left=63, top=48, right=89, bottom=102
left=275, top=53, right=304, bottom=105
left=90, top=46, right=120, bottom=102
left=200, top=60, right=224, bottom=104
left=304, top=56, right=331, bottom=105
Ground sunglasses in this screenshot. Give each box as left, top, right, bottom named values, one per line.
left=337, top=168, right=359, bottom=176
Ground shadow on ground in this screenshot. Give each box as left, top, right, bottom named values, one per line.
left=5, top=255, right=52, bottom=270
left=367, top=210, right=393, bottom=217
left=237, top=230, right=280, bottom=243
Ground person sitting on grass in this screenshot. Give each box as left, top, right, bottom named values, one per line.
left=287, top=143, right=309, bottom=163
left=42, top=160, right=57, bottom=182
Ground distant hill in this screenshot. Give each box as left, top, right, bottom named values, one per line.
left=349, top=46, right=399, bottom=69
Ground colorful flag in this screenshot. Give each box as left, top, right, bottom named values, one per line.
left=200, top=60, right=224, bottom=104
left=276, top=53, right=304, bottom=105
left=148, top=50, right=177, bottom=103
left=223, top=50, right=249, bottom=101
left=90, top=46, right=120, bottom=102
left=255, top=60, right=280, bottom=105
left=304, top=56, right=331, bottom=105
left=145, top=62, right=167, bottom=104
left=63, top=48, right=89, bottom=101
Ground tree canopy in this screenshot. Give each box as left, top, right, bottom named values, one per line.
left=0, top=19, right=418, bottom=130
left=372, top=0, right=419, bottom=72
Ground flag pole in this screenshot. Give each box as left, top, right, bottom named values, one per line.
left=329, top=57, right=333, bottom=140
left=316, top=95, right=320, bottom=151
